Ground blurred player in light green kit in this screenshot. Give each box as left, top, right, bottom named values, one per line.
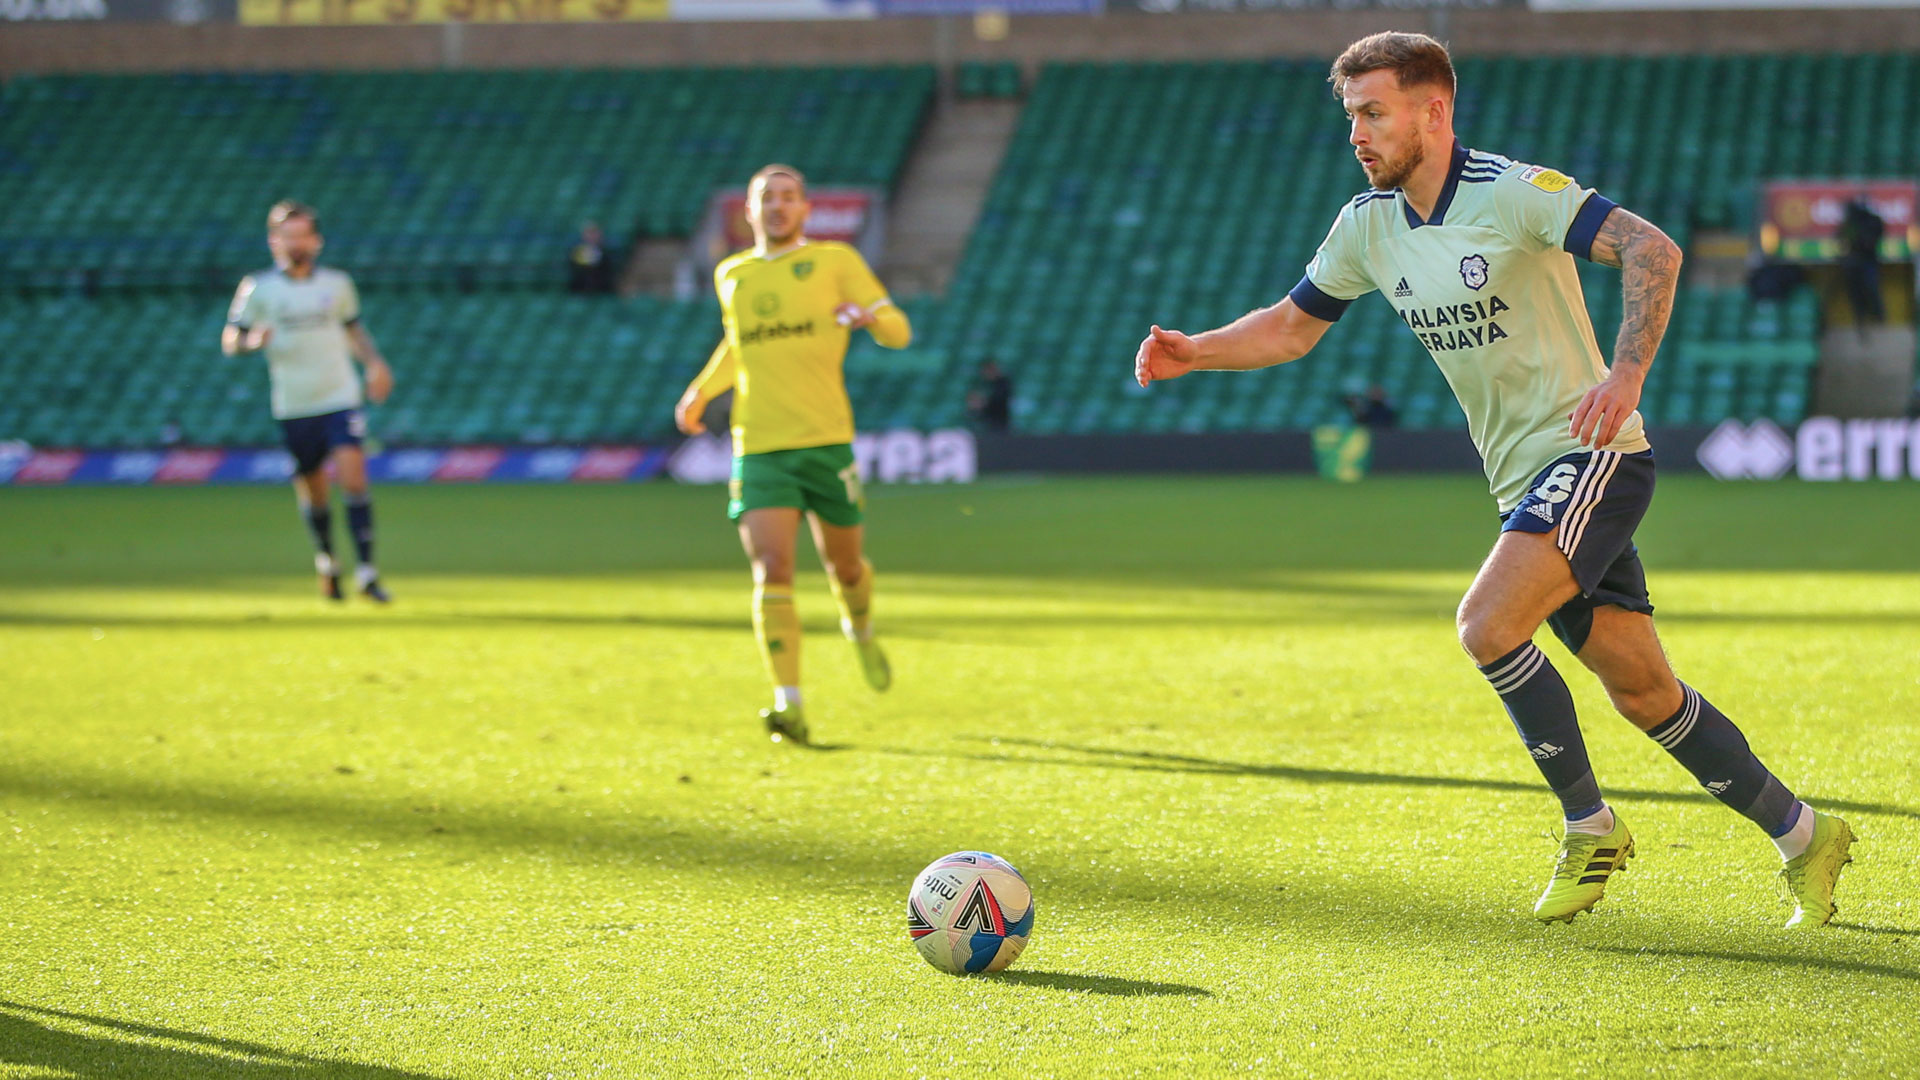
left=223, top=200, right=396, bottom=602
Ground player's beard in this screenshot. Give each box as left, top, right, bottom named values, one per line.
left=1365, top=136, right=1426, bottom=191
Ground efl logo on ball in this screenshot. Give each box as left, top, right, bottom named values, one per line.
left=906, top=851, right=1034, bottom=975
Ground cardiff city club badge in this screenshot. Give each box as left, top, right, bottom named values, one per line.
left=1459, top=254, right=1490, bottom=291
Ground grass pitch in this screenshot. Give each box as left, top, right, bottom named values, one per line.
left=2, top=476, right=1917, bottom=1078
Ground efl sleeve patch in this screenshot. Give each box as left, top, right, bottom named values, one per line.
left=1520, top=165, right=1573, bottom=193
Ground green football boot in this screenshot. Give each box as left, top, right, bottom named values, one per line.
left=854, top=636, right=891, bottom=692
left=1781, top=812, right=1855, bottom=929
left=759, top=705, right=809, bottom=747
left=1534, top=815, right=1634, bottom=924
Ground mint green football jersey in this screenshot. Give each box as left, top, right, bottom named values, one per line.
left=227, top=266, right=364, bottom=420
left=1288, top=141, right=1651, bottom=511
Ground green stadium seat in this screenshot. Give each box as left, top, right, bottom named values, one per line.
left=1, top=55, right=1874, bottom=449
left=0, top=66, right=934, bottom=291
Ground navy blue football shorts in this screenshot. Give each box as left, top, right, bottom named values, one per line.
left=278, top=408, right=366, bottom=476
left=1500, top=448, right=1657, bottom=653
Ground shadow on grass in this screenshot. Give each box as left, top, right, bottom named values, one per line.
left=0, top=610, right=747, bottom=633
left=0, top=605, right=1439, bottom=634
left=3, top=730, right=1908, bottom=967
left=920, top=738, right=1920, bottom=822
left=5, top=590, right=1920, bottom=634
left=1832, top=922, right=1920, bottom=938
left=2, top=728, right=1910, bottom=932
left=0, top=756, right=1488, bottom=944
left=1584, top=946, right=1920, bottom=984
left=982, top=971, right=1212, bottom=997
left=0, top=1001, right=442, bottom=1079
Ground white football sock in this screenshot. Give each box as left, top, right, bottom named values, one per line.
left=355, top=563, right=379, bottom=586
left=1773, top=803, right=1816, bottom=861
left=1566, top=804, right=1615, bottom=837
left=841, top=618, right=873, bottom=644
left=774, top=686, right=802, bottom=711
left=315, top=553, right=337, bottom=576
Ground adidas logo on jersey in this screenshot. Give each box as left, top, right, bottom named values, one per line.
left=1530, top=743, right=1564, bottom=760
left=1393, top=278, right=1413, bottom=298
left=1526, top=502, right=1556, bottom=523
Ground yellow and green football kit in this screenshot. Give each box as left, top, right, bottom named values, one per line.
left=680, top=238, right=909, bottom=736
left=685, top=239, right=911, bottom=525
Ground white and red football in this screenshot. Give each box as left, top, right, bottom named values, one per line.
left=906, top=851, right=1035, bottom=974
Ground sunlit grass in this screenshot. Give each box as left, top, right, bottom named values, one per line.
left=3, top=479, right=1917, bottom=1078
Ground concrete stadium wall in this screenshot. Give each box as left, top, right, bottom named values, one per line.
left=6, top=9, right=1920, bottom=76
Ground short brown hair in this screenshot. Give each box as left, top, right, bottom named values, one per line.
left=749, top=163, right=807, bottom=195
left=1330, top=32, right=1456, bottom=100
left=268, top=199, right=320, bottom=233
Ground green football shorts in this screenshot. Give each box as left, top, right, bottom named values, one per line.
left=727, top=442, right=865, bottom=526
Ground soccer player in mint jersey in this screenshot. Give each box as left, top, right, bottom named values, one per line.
left=224, top=201, right=396, bottom=604
left=1134, top=32, right=1852, bottom=927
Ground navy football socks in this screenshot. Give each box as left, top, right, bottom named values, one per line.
left=1480, top=642, right=1606, bottom=821
left=346, top=495, right=375, bottom=569
left=302, top=502, right=335, bottom=561
left=1646, top=684, right=1800, bottom=836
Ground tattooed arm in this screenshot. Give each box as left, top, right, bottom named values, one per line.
left=1570, top=207, right=1683, bottom=447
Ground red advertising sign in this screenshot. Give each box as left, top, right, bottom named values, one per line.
left=432, top=447, right=505, bottom=481
left=13, top=451, right=85, bottom=484
left=1761, top=180, right=1919, bottom=261
left=154, top=449, right=226, bottom=484
left=573, top=446, right=646, bottom=481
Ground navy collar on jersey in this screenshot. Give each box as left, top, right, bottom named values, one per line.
left=1401, top=140, right=1470, bottom=230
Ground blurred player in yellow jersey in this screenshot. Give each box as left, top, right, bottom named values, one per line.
left=675, top=164, right=912, bottom=745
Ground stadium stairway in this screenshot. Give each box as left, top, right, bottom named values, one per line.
left=3, top=54, right=1888, bottom=450
left=881, top=98, right=1025, bottom=296
left=897, top=55, right=1893, bottom=435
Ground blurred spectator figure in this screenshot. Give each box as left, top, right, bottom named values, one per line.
left=1838, top=198, right=1885, bottom=330
left=1745, top=252, right=1803, bottom=303
left=159, top=418, right=183, bottom=446
left=1347, top=384, right=1398, bottom=429
left=568, top=222, right=617, bottom=295
left=968, top=360, right=1014, bottom=433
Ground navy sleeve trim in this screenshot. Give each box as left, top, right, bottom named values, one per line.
left=1564, top=193, right=1618, bottom=261
left=1288, top=276, right=1352, bottom=323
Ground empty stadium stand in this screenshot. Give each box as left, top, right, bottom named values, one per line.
left=0, top=66, right=934, bottom=291
left=2, top=54, right=1883, bottom=450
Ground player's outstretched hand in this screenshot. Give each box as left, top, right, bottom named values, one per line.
left=675, top=390, right=708, bottom=436
left=365, top=361, right=394, bottom=405
left=1135, top=325, right=1198, bottom=387
left=1570, top=372, right=1642, bottom=448
left=834, top=302, right=875, bottom=330
left=243, top=326, right=273, bottom=352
